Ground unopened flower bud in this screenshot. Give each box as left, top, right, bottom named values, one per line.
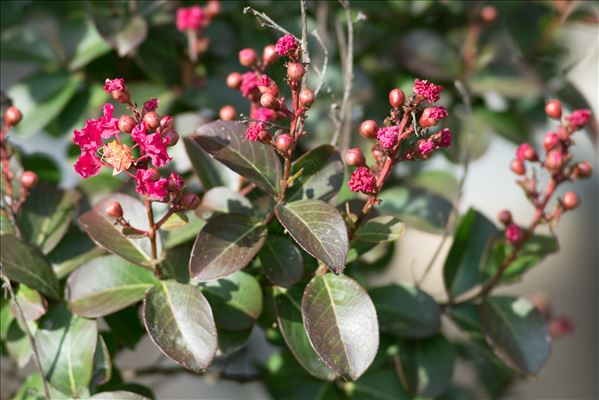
left=143, top=112, right=160, bottom=131
left=167, top=131, right=180, bottom=146
left=205, top=0, right=221, bottom=19
left=287, top=62, right=305, bottom=82
left=258, top=129, right=272, bottom=143
left=226, top=72, right=242, bottom=90
left=549, top=316, right=574, bottom=339
left=219, top=105, right=236, bottom=121
left=4, top=106, right=22, bottom=126
left=545, top=99, right=562, bottom=120
left=574, top=161, right=592, bottom=179
left=345, top=148, right=366, bottom=167
left=20, top=171, right=38, bottom=190
left=260, top=93, right=278, bottom=110
left=562, top=192, right=579, bottom=210
left=146, top=168, right=160, bottom=182
left=105, top=201, right=123, bottom=218
left=180, top=193, right=200, bottom=210
left=275, top=134, right=293, bottom=153
left=497, top=209, right=512, bottom=226
left=262, top=44, right=280, bottom=65
left=545, top=150, right=564, bottom=173
left=160, top=115, right=175, bottom=131
left=480, top=5, right=497, bottom=23
left=510, top=159, right=526, bottom=175
left=543, top=132, right=559, bottom=151
left=360, top=120, right=378, bottom=139
left=111, top=90, right=130, bottom=104
left=239, top=48, right=258, bottom=67
left=388, top=88, right=405, bottom=109
left=516, top=143, right=538, bottom=162
left=299, top=88, right=314, bottom=108
left=505, top=223, right=523, bottom=244
left=118, top=115, right=136, bottom=133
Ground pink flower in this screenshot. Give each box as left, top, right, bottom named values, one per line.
left=252, top=107, right=276, bottom=122
left=74, top=151, right=102, bottom=178
left=516, top=143, right=536, bottom=161
left=275, top=34, right=298, bottom=57
left=176, top=6, right=205, bottom=32
left=377, top=126, right=400, bottom=149
left=245, top=122, right=265, bottom=142
left=413, top=79, right=443, bottom=103
left=167, top=172, right=185, bottom=192
left=240, top=72, right=259, bottom=97
left=135, top=169, right=168, bottom=201
left=74, top=120, right=102, bottom=152
left=418, top=140, right=435, bottom=157
left=566, top=109, right=591, bottom=129
left=258, top=75, right=271, bottom=87
left=428, top=106, right=448, bottom=121
left=505, top=223, right=523, bottom=244
left=143, top=98, right=159, bottom=112
left=131, top=124, right=171, bottom=167
left=348, top=167, right=377, bottom=194
left=99, top=103, right=120, bottom=139
left=104, top=78, right=125, bottom=94
left=438, top=128, right=452, bottom=147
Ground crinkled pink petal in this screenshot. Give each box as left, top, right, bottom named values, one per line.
left=104, top=78, right=125, bottom=94
left=74, top=151, right=102, bottom=178
left=348, top=167, right=377, bottom=194
left=413, top=79, right=443, bottom=103
left=275, top=34, right=298, bottom=57
left=376, top=126, right=399, bottom=149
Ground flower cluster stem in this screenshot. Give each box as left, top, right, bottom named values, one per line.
left=144, top=199, right=162, bottom=279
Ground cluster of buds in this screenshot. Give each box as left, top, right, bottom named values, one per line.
left=526, top=292, right=575, bottom=340
left=1, top=106, right=38, bottom=213
left=176, top=1, right=221, bottom=62
left=73, top=78, right=199, bottom=218
left=225, top=33, right=313, bottom=157
left=499, top=100, right=592, bottom=245
left=347, top=80, right=452, bottom=197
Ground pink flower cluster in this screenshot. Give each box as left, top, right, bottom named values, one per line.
left=413, top=79, right=443, bottom=103
left=348, top=167, right=377, bottom=194
left=566, top=109, right=591, bottom=129
left=377, top=126, right=400, bottom=149
left=275, top=34, right=298, bottom=57
left=176, top=6, right=205, bottom=31
left=246, top=122, right=266, bottom=142
left=427, top=106, right=448, bottom=120
left=104, top=78, right=125, bottom=93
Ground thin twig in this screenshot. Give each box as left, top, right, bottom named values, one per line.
left=243, top=7, right=292, bottom=36
left=311, top=29, right=328, bottom=96
left=300, top=0, right=311, bottom=88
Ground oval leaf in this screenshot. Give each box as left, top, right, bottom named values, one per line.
left=66, top=255, right=157, bottom=318
left=91, top=335, right=112, bottom=387
left=189, top=213, right=267, bottom=281
left=286, top=145, right=344, bottom=202
left=79, top=194, right=162, bottom=266
left=143, top=280, right=217, bottom=372
left=193, top=120, right=282, bottom=195
left=14, top=284, right=48, bottom=321
left=369, top=283, right=441, bottom=338
left=197, top=186, right=254, bottom=218
left=480, top=296, right=550, bottom=375
left=301, top=274, right=379, bottom=380
left=258, top=237, right=304, bottom=288
left=275, top=200, right=348, bottom=274
left=183, top=136, right=235, bottom=191
left=355, top=216, right=407, bottom=243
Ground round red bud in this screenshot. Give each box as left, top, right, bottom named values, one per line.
left=160, top=115, right=175, bottom=131
left=20, top=171, right=38, bottom=190
left=510, top=159, right=526, bottom=175
left=345, top=148, right=366, bottom=167
left=105, top=201, right=123, bottom=218
left=4, top=106, right=22, bottom=126
left=562, top=192, right=579, bottom=210
left=167, top=131, right=180, bottom=146
left=574, top=161, right=592, bottom=179
left=219, top=105, right=236, bottom=121
left=205, top=0, right=221, bottom=18
left=111, top=90, right=130, bottom=104
left=260, top=93, right=278, bottom=110
left=545, top=99, right=562, bottom=120
left=545, top=150, right=564, bottom=173
left=360, top=120, right=378, bottom=139
left=180, top=193, right=201, bottom=210
left=275, top=134, right=293, bottom=153
left=262, top=44, right=280, bottom=65
left=480, top=5, right=497, bottom=23
left=226, top=72, right=242, bottom=90
left=523, top=145, right=538, bottom=162
left=118, top=115, right=136, bottom=133
left=543, top=132, right=559, bottom=151
left=497, top=209, right=512, bottom=226
left=258, top=129, right=272, bottom=143
left=239, top=48, right=258, bottom=67
left=287, top=62, right=305, bottom=82
left=419, top=108, right=437, bottom=128
left=143, top=111, right=160, bottom=131
left=388, top=88, right=405, bottom=109
left=299, top=88, right=314, bottom=108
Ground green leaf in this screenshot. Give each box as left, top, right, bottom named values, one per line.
left=352, top=369, right=413, bottom=400
left=355, top=216, right=407, bottom=243
left=66, top=255, right=157, bottom=318
left=258, top=237, right=304, bottom=288
left=217, top=327, right=252, bottom=355
left=48, top=224, right=106, bottom=279
left=164, top=211, right=206, bottom=249
left=301, top=274, right=379, bottom=380
left=143, top=280, right=217, bottom=372
left=159, top=212, right=189, bottom=231
left=0, top=234, right=61, bottom=300
left=443, top=209, right=498, bottom=298
left=12, top=373, right=69, bottom=400
left=286, top=145, right=344, bottom=202
left=447, top=302, right=485, bottom=342
left=183, top=136, right=233, bottom=191
left=79, top=194, right=163, bottom=267
left=396, top=335, right=455, bottom=397
left=480, top=296, right=550, bottom=375
left=104, top=306, right=145, bottom=350
left=20, top=153, right=61, bottom=184
left=14, top=284, right=48, bottom=321
left=398, top=30, right=460, bottom=80
left=200, top=271, right=263, bottom=331
left=192, top=121, right=282, bottom=195
left=197, top=186, right=254, bottom=218
left=274, top=286, right=337, bottom=381
left=62, top=18, right=112, bottom=71
left=407, top=170, right=458, bottom=201
left=6, top=319, right=34, bottom=368
left=91, top=335, right=112, bottom=387
left=470, top=65, right=542, bottom=99
left=37, top=304, right=98, bottom=397
left=7, top=71, right=81, bottom=136
left=94, top=13, right=148, bottom=57
left=18, top=183, right=81, bottom=254
left=189, top=213, right=267, bottom=281
left=275, top=200, right=349, bottom=274
left=91, top=391, right=150, bottom=400
left=1, top=24, right=56, bottom=63
left=369, top=283, right=440, bottom=338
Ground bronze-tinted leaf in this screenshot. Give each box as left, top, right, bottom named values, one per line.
left=258, top=237, right=304, bottom=288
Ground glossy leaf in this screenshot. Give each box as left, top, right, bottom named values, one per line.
left=0, top=234, right=61, bottom=300
left=63, top=18, right=112, bottom=71
left=286, top=144, right=344, bottom=202
left=189, top=213, right=267, bottom=281
left=159, top=212, right=189, bottom=231
left=48, top=223, right=106, bottom=279
left=192, top=120, right=282, bottom=195
left=480, top=296, right=550, bottom=375
left=18, top=183, right=81, bottom=254
left=183, top=136, right=231, bottom=191
left=258, top=236, right=304, bottom=288
left=200, top=271, right=263, bottom=331
left=164, top=211, right=206, bottom=249
left=217, top=327, right=253, bottom=355
left=369, top=283, right=441, bottom=338
left=14, top=284, right=47, bottom=321
left=91, top=335, right=112, bottom=387
left=12, top=373, right=69, bottom=400
left=6, top=319, right=34, bottom=368
left=36, top=304, right=98, bottom=397
left=66, top=255, right=157, bottom=318
left=274, top=286, right=337, bottom=381
left=353, top=369, right=412, bottom=400
left=104, top=306, right=145, bottom=350
left=197, top=186, right=254, bottom=218
left=275, top=200, right=348, bottom=274
left=444, top=209, right=498, bottom=298
left=94, top=13, right=148, bottom=57
left=355, top=216, right=407, bottom=243
left=143, top=280, right=217, bottom=372
left=301, top=274, right=379, bottom=380
left=79, top=194, right=162, bottom=266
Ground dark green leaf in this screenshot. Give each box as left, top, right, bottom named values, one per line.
left=48, top=224, right=106, bottom=279
left=20, top=153, right=61, bottom=184
left=369, top=283, right=440, bottom=338
left=143, top=281, right=217, bottom=372
left=192, top=121, right=282, bottom=195
left=217, top=327, right=252, bottom=355
left=189, top=213, right=267, bottom=281
left=160, top=244, right=193, bottom=283
left=407, top=170, right=458, bottom=201
left=0, top=234, right=61, bottom=300
left=164, top=211, right=205, bottom=249
left=104, top=306, right=145, bottom=350
left=63, top=18, right=112, bottom=70
left=275, top=200, right=348, bottom=274
left=91, top=335, right=112, bottom=387
left=355, top=216, right=407, bottom=243
left=12, top=373, right=69, bottom=400
left=66, top=255, right=157, bottom=318
left=447, top=302, right=485, bottom=342
left=301, top=274, right=379, bottom=380
left=352, top=369, right=412, bottom=400
left=6, top=319, right=34, bottom=368
left=183, top=136, right=233, bottom=191
left=197, top=186, right=254, bottom=218
left=398, top=30, right=460, bottom=80
left=258, top=237, right=304, bottom=288
left=480, top=296, right=550, bottom=375
left=95, top=14, right=148, bottom=57
left=14, top=284, right=47, bottom=321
